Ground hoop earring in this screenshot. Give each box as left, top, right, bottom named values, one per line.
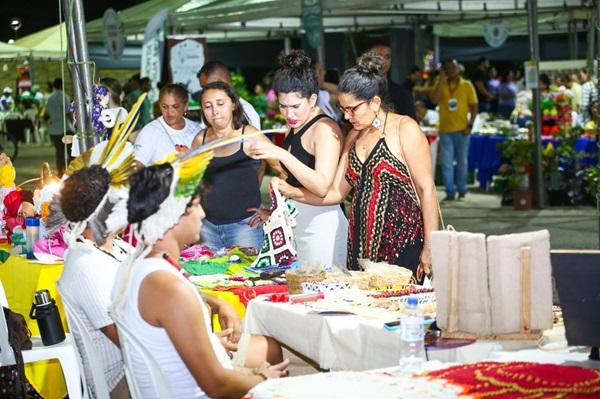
left=371, top=113, right=381, bottom=129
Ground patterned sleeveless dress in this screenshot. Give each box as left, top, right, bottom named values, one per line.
left=345, top=132, right=424, bottom=274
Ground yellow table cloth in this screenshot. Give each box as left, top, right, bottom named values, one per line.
left=0, top=248, right=249, bottom=398
left=0, top=249, right=68, bottom=399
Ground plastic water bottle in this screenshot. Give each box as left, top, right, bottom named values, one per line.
left=25, top=217, right=40, bottom=260
left=398, top=296, right=425, bottom=374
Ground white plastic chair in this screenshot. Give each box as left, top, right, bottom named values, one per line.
left=22, top=108, right=40, bottom=144
left=57, top=282, right=111, bottom=399
left=108, top=309, right=173, bottom=399
left=0, top=280, right=84, bottom=399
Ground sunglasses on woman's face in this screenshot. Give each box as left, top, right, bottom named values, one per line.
left=337, top=100, right=367, bottom=116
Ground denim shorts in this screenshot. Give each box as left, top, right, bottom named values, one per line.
left=201, top=215, right=263, bottom=250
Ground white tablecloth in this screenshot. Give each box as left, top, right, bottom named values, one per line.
left=246, top=367, right=468, bottom=399
left=244, top=299, right=598, bottom=371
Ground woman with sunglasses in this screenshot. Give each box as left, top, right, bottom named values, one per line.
left=275, top=52, right=438, bottom=280
left=249, top=50, right=347, bottom=269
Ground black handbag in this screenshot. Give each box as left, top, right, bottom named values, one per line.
left=0, top=307, right=42, bottom=399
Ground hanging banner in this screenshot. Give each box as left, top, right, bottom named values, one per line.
left=102, top=8, right=125, bottom=61
left=483, top=20, right=509, bottom=48
left=140, top=8, right=168, bottom=103
left=167, top=37, right=207, bottom=95
left=302, top=0, right=323, bottom=49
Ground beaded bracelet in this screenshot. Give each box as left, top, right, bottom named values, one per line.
left=252, top=369, right=268, bottom=381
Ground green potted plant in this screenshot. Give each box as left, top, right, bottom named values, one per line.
left=500, top=138, right=534, bottom=210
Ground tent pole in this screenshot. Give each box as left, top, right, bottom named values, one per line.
left=61, top=0, right=95, bottom=153
left=596, top=0, right=600, bottom=249
left=588, top=9, right=596, bottom=71
left=317, top=43, right=326, bottom=69
left=528, top=0, right=544, bottom=209
left=284, top=37, right=292, bottom=54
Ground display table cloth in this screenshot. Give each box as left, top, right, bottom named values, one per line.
left=0, top=248, right=284, bottom=397
left=0, top=250, right=68, bottom=399
left=427, top=361, right=600, bottom=398
left=244, top=298, right=594, bottom=371
left=245, top=369, right=469, bottom=399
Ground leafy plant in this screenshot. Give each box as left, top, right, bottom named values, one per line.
left=499, top=139, right=534, bottom=192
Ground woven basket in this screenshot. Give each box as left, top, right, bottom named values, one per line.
left=285, top=270, right=326, bottom=294
left=368, top=268, right=413, bottom=291
left=323, top=271, right=371, bottom=290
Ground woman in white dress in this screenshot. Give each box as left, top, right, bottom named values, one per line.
left=249, top=50, right=348, bottom=269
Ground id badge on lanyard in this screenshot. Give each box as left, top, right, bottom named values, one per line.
left=447, top=80, right=459, bottom=112
left=448, top=98, right=458, bottom=112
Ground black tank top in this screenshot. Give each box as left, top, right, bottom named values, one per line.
left=282, top=114, right=330, bottom=188
left=201, top=126, right=261, bottom=225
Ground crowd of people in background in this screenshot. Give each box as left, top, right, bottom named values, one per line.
left=0, top=52, right=597, bottom=208
left=1, top=41, right=596, bottom=398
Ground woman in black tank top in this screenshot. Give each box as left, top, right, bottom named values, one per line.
left=191, top=81, right=277, bottom=250
left=248, top=51, right=343, bottom=197
left=248, top=50, right=349, bottom=269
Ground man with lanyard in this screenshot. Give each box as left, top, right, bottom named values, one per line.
left=429, top=59, right=478, bottom=201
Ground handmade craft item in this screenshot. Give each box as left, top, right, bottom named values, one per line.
left=251, top=179, right=298, bottom=268
left=0, top=154, right=16, bottom=238
left=431, top=227, right=552, bottom=339
left=46, top=93, right=147, bottom=244
left=2, top=189, right=35, bottom=242
left=487, top=230, right=553, bottom=335
left=357, top=259, right=414, bottom=290
left=430, top=229, right=492, bottom=337
left=427, top=361, right=600, bottom=398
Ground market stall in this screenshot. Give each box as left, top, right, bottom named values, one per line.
left=244, top=291, right=589, bottom=371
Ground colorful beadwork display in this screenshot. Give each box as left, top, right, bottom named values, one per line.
left=251, top=180, right=298, bottom=268
left=427, top=361, right=600, bottom=398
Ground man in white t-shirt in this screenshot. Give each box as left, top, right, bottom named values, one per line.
left=134, top=83, right=201, bottom=166
left=193, top=61, right=261, bottom=129
left=57, top=166, right=131, bottom=398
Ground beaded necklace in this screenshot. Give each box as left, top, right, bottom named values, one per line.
left=162, top=252, right=191, bottom=280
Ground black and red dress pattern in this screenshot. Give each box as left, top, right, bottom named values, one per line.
left=345, top=137, right=424, bottom=274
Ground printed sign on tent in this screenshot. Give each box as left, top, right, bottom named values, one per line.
left=483, top=20, right=508, bottom=48
left=167, top=37, right=207, bottom=95
left=103, top=8, right=125, bottom=61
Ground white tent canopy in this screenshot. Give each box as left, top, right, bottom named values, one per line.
left=84, top=0, right=591, bottom=43
left=8, top=0, right=592, bottom=56
left=14, top=23, right=67, bottom=60
left=0, top=41, right=30, bottom=59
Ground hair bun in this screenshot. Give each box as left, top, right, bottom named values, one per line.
left=278, top=49, right=311, bottom=71
left=356, top=51, right=385, bottom=76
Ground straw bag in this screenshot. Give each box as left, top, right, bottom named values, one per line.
left=285, top=270, right=326, bottom=294
left=431, top=227, right=553, bottom=339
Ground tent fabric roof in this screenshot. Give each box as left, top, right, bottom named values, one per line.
left=14, top=23, right=67, bottom=59
left=0, top=41, right=30, bottom=59
left=13, top=0, right=593, bottom=52
left=83, top=0, right=590, bottom=42
left=433, top=8, right=590, bottom=37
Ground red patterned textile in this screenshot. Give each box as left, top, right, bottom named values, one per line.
left=230, top=284, right=288, bottom=306
left=427, top=361, right=600, bottom=398
left=345, top=137, right=424, bottom=273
